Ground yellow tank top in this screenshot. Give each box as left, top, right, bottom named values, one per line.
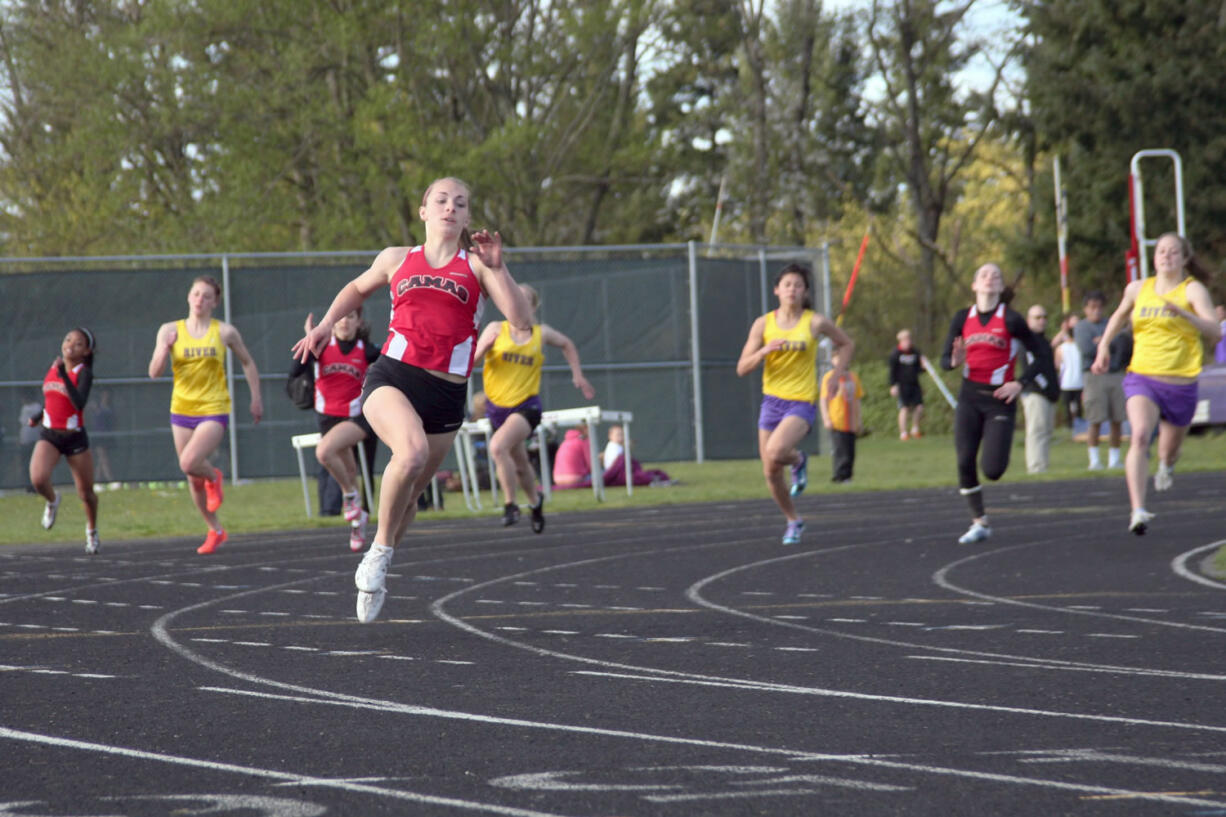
left=1129, top=277, right=1202, bottom=379
left=762, top=309, right=818, bottom=403
left=170, top=319, right=231, bottom=416
left=483, top=323, right=543, bottom=407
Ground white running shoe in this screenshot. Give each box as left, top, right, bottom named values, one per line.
left=1129, top=508, right=1155, bottom=535
left=85, top=528, right=100, bottom=555
left=1154, top=465, right=1174, bottom=492
left=349, top=510, right=369, bottom=553
left=356, top=589, right=386, bottom=624
left=355, top=544, right=392, bottom=592
left=958, top=521, right=992, bottom=544
left=41, top=491, right=61, bottom=530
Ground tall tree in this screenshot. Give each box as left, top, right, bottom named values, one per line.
left=1019, top=0, right=1226, bottom=298
left=865, top=0, right=1014, bottom=341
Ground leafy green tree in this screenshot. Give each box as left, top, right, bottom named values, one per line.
left=865, top=0, right=1015, bottom=342
left=1019, top=0, right=1226, bottom=299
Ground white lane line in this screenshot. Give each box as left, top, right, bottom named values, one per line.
left=929, top=625, right=1009, bottom=631
left=198, top=685, right=1226, bottom=809
left=1016, top=748, right=1226, bottom=773
left=1086, top=634, right=1139, bottom=639
left=775, top=647, right=819, bottom=653
left=233, top=641, right=271, bottom=647
left=647, top=774, right=912, bottom=800
left=901, top=656, right=1219, bottom=680
left=1016, top=629, right=1063, bottom=635
left=0, top=726, right=570, bottom=817
left=1126, top=608, right=1168, bottom=613
left=568, top=670, right=1226, bottom=734
left=827, top=618, right=866, bottom=623
left=542, top=630, right=580, bottom=636
left=792, top=752, right=1226, bottom=809
left=1172, top=542, right=1226, bottom=591
left=935, top=544, right=1226, bottom=634
left=672, top=541, right=1226, bottom=681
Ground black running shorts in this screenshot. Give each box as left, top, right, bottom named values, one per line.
left=361, top=356, right=467, bottom=435
left=39, top=427, right=90, bottom=457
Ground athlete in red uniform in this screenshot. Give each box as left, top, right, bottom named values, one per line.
left=28, top=327, right=100, bottom=553
left=940, top=263, right=1044, bottom=544
left=293, top=176, right=534, bottom=623
left=289, top=307, right=380, bottom=551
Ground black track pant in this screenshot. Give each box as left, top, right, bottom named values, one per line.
left=955, top=381, right=1017, bottom=518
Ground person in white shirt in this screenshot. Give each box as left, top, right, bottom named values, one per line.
left=602, top=424, right=625, bottom=471
left=1055, top=313, right=1084, bottom=430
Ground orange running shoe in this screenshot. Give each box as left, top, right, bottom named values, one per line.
left=197, top=528, right=227, bottom=554
left=204, top=467, right=224, bottom=512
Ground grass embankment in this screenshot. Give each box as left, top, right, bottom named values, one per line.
left=4, top=430, right=1224, bottom=570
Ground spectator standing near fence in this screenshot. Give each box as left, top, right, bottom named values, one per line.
left=294, top=177, right=533, bottom=624
left=1020, top=305, right=1059, bottom=474
left=149, top=276, right=263, bottom=555
left=820, top=349, right=863, bottom=483
left=1075, top=290, right=1130, bottom=470
left=888, top=329, right=926, bottom=440
left=737, top=263, right=854, bottom=546
left=29, top=328, right=100, bottom=554
left=1091, top=233, right=1220, bottom=534
left=289, top=308, right=380, bottom=551
left=941, top=263, right=1045, bottom=544
left=1054, top=314, right=1083, bottom=430
left=474, top=283, right=595, bottom=533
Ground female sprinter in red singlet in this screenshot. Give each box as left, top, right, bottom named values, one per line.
left=940, top=263, right=1045, bottom=544
left=28, top=327, right=100, bottom=553
left=293, top=177, right=534, bottom=624
left=289, top=307, right=380, bottom=550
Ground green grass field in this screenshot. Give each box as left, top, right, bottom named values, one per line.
left=5, top=429, right=1224, bottom=569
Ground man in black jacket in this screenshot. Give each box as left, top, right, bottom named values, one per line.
left=1021, top=304, right=1060, bottom=473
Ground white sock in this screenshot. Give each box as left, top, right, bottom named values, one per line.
left=369, top=543, right=393, bottom=556
left=1088, top=447, right=1101, bottom=465
left=1108, top=447, right=1121, bottom=466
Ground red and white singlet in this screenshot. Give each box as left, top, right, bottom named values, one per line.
left=313, top=337, right=369, bottom=417
left=42, top=362, right=86, bottom=430
left=381, top=246, right=485, bottom=377
left=960, top=303, right=1022, bottom=385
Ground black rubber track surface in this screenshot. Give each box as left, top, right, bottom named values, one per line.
left=2, top=471, right=1224, bottom=816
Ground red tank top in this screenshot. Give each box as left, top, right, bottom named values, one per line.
left=42, top=362, right=86, bottom=430
left=381, top=246, right=485, bottom=377
left=961, top=304, right=1020, bottom=385
left=313, top=337, right=369, bottom=417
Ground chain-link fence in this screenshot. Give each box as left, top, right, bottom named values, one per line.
left=0, top=243, right=829, bottom=490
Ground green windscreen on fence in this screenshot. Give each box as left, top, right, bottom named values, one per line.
left=0, top=245, right=825, bottom=490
